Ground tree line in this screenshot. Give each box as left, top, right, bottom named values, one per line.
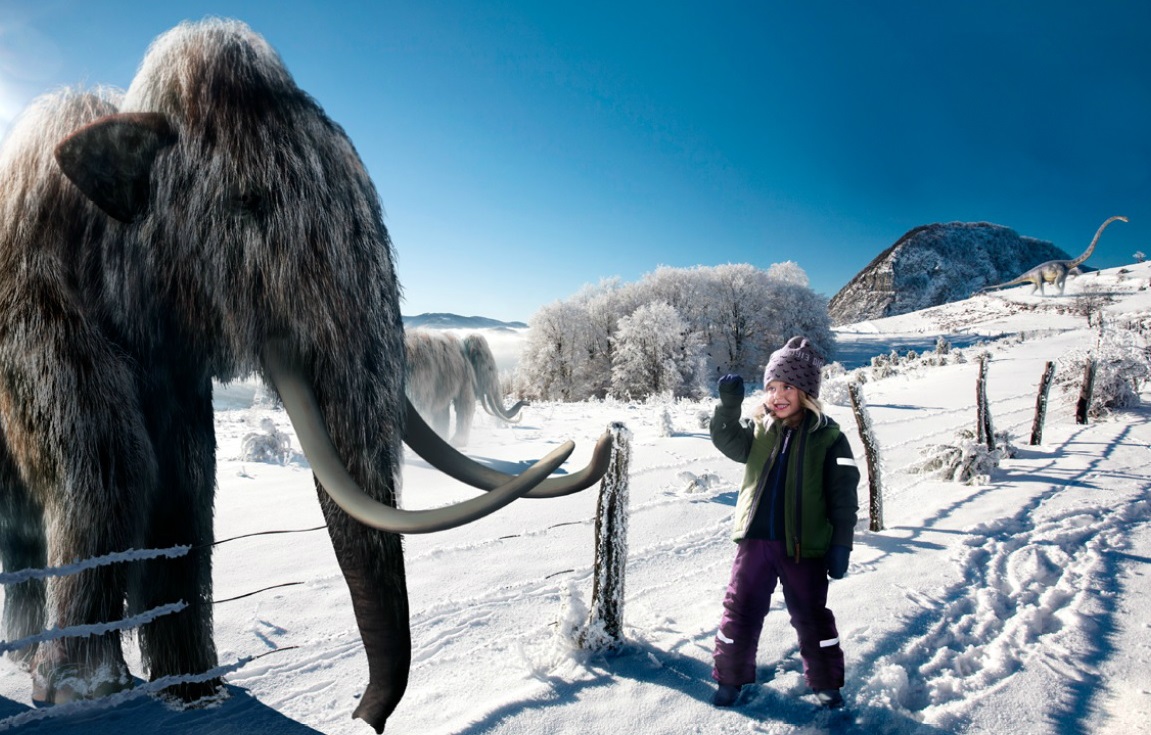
left=512, top=262, right=834, bottom=402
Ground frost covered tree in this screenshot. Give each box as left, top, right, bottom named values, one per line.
left=516, top=261, right=833, bottom=402
left=760, top=277, right=835, bottom=363
left=766, top=260, right=810, bottom=287
left=514, top=300, right=592, bottom=401
left=702, top=263, right=774, bottom=378
left=571, top=278, right=640, bottom=399
left=702, top=261, right=833, bottom=380
left=640, top=265, right=717, bottom=337
left=610, top=302, right=705, bottom=400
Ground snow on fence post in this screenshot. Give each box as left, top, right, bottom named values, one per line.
left=976, top=353, right=995, bottom=452
left=847, top=381, right=884, bottom=532
left=1075, top=357, right=1098, bottom=425
left=1030, top=361, right=1056, bottom=445
left=581, top=421, right=631, bottom=652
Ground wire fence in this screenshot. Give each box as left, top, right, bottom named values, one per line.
left=855, top=357, right=1092, bottom=504
left=0, top=525, right=327, bottom=729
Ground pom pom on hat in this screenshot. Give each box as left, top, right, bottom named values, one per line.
left=763, top=336, right=825, bottom=398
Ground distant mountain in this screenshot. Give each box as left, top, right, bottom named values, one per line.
left=402, top=313, right=528, bottom=330
left=828, top=222, right=1074, bottom=326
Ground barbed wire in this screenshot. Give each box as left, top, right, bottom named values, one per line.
left=0, top=602, right=186, bottom=655
left=209, top=525, right=327, bottom=548
left=0, top=546, right=189, bottom=586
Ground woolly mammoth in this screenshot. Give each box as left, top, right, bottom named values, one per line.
left=0, top=19, right=609, bottom=733
left=462, top=333, right=528, bottom=423
left=405, top=331, right=527, bottom=446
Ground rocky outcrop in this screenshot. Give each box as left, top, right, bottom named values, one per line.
left=828, top=222, right=1072, bottom=326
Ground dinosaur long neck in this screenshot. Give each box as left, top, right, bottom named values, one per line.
left=1071, top=215, right=1127, bottom=268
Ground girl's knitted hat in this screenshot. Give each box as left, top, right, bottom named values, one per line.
left=763, top=336, right=825, bottom=398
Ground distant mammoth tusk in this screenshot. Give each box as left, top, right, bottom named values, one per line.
left=497, top=398, right=528, bottom=422
left=481, top=396, right=528, bottom=423
left=263, top=342, right=572, bottom=533
left=403, top=400, right=611, bottom=499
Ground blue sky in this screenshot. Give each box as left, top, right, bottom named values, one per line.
left=1, top=1, right=1148, bottom=322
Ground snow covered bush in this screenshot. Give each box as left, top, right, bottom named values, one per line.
left=656, top=404, right=675, bottom=437
left=820, top=362, right=853, bottom=407
left=857, top=343, right=968, bottom=383
left=1073, top=283, right=1118, bottom=328
left=696, top=410, right=711, bottom=429
left=677, top=470, right=722, bottom=494
left=1055, top=328, right=1151, bottom=418
left=241, top=418, right=293, bottom=464
left=909, top=428, right=1014, bottom=485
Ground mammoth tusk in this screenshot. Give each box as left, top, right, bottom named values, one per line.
left=481, top=395, right=527, bottom=423
left=495, top=398, right=528, bottom=422
left=263, top=342, right=573, bottom=534
left=403, top=400, right=611, bottom=499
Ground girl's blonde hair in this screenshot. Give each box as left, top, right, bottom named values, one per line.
left=753, top=389, right=826, bottom=427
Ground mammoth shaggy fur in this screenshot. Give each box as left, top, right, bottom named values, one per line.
left=0, top=18, right=580, bottom=733
left=405, top=331, right=527, bottom=446
left=404, top=330, right=478, bottom=446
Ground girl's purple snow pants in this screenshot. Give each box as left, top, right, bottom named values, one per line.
left=712, top=538, right=844, bottom=690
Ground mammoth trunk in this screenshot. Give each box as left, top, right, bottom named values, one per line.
left=319, top=492, right=411, bottom=732
left=306, top=359, right=410, bottom=732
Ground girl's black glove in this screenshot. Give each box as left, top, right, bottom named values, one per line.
left=717, top=374, right=745, bottom=409
left=825, top=545, right=850, bottom=579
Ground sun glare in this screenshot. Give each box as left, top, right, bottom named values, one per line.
left=0, top=27, right=21, bottom=143
left=0, top=19, right=63, bottom=144
left=0, top=79, right=18, bottom=142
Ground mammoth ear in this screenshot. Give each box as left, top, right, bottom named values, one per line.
left=54, top=112, right=176, bottom=224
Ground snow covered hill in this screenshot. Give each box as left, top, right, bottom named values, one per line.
left=828, top=221, right=1076, bottom=325
left=3, top=262, right=1151, bottom=734
left=402, top=313, right=528, bottom=330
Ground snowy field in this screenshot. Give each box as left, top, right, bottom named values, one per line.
left=3, top=263, right=1151, bottom=734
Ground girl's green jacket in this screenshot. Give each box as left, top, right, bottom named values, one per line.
left=710, top=403, right=860, bottom=560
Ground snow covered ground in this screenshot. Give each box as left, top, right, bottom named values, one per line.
left=3, top=263, right=1151, bottom=734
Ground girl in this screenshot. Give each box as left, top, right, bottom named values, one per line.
left=708, top=336, right=860, bottom=709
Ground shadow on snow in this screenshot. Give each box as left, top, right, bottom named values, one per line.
left=0, top=684, right=323, bottom=734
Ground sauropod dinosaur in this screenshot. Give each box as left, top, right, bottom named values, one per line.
left=979, top=215, right=1128, bottom=295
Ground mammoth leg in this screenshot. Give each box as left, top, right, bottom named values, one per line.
left=0, top=328, right=156, bottom=704
left=130, top=363, right=221, bottom=702
left=0, top=439, right=46, bottom=668
left=450, top=379, right=476, bottom=447
left=429, top=406, right=451, bottom=440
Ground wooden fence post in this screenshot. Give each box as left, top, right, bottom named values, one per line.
left=582, top=422, right=631, bottom=652
left=1030, top=361, right=1055, bottom=445
left=1075, top=358, right=1097, bottom=425
left=976, top=354, right=995, bottom=451
left=848, top=381, right=883, bottom=532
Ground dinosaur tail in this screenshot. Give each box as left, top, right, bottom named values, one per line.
left=979, top=275, right=1029, bottom=292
